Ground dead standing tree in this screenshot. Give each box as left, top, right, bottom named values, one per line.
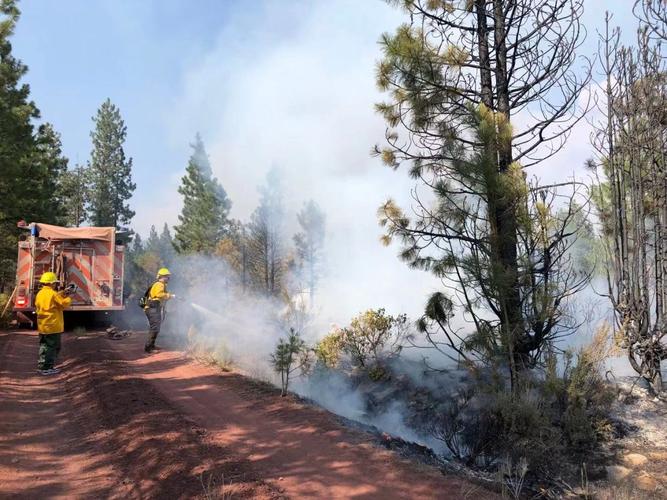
left=591, top=7, right=667, bottom=394
left=634, top=0, right=667, bottom=45
left=375, top=0, right=591, bottom=390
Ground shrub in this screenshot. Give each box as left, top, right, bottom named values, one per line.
left=429, top=325, right=615, bottom=473
left=339, top=308, right=409, bottom=369
left=314, top=329, right=345, bottom=368
left=544, top=324, right=616, bottom=450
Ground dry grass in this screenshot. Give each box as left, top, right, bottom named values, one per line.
left=72, top=326, right=86, bottom=338
left=594, top=484, right=663, bottom=500
left=200, top=471, right=235, bottom=500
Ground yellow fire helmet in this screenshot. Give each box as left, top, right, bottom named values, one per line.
left=156, top=267, right=172, bottom=278
left=39, top=271, right=58, bottom=284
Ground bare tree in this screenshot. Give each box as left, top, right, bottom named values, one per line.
left=634, top=0, right=667, bottom=44
left=375, top=0, right=591, bottom=390
left=590, top=9, right=667, bottom=394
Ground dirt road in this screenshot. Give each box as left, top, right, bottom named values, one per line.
left=0, top=329, right=495, bottom=499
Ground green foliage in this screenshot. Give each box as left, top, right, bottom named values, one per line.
left=314, top=309, right=409, bottom=377
left=214, top=220, right=252, bottom=291
left=123, top=226, right=175, bottom=299
left=87, top=98, right=135, bottom=229
left=32, top=123, right=70, bottom=225
left=158, top=223, right=176, bottom=265
left=314, top=330, right=344, bottom=368
left=376, top=0, right=591, bottom=393
left=0, top=1, right=69, bottom=291
left=174, top=134, right=231, bottom=254
left=271, top=328, right=311, bottom=396
left=546, top=325, right=616, bottom=449
left=58, top=164, right=89, bottom=227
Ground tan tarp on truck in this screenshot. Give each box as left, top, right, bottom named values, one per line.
left=33, top=223, right=114, bottom=242
left=14, top=223, right=125, bottom=312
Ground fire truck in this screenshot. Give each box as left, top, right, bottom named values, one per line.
left=13, top=222, right=126, bottom=321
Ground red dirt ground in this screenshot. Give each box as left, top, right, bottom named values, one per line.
left=0, top=329, right=497, bottom=499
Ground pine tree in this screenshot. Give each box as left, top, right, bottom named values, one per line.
left=376, top=1, right=590, bottom=388
left=145, top=225, right=160, bottom=253
left=32, top=123, right=69, bottom=225
left=125, top=233, right=153, bottom=298
left=293, top=200, right=326, bottom=300
left=174, top=134, right=231, bottom=254
left=59, top=164, right=89, bottom=227
left=87, top=98, right=135, bottom=229
left=130, top=233, right=143, bottom=257
left=247, top=168, right=285, bottom=296
left=0, top=2, right=68, bottom=290
left=158, top=223, right=175, bottom=265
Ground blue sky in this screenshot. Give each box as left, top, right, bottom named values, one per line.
left=13, top=0, right=235, bottom=215
left=10, top=0, right=639, bottom=320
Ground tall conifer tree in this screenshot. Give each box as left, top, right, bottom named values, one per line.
left=33, top=123, right=69, bottom=225
left=87, top=98, right=135, bottom=229
left=158, top=223, right=175, bottom=265
left=0, top=1, right=68, bottom=289
left=174, top=134, right=231, bottom=254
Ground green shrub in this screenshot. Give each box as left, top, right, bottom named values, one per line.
left=339, top=308, right=409, bottom=369
left=314, top=329, right=344, bottom=368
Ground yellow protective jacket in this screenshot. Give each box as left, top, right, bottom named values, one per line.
left=35, top=286, right=72, bottom=334
left=144, top=281, right=172, bottom=309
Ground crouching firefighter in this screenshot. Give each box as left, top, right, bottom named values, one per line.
left=141, top=268, right=175, bottom=353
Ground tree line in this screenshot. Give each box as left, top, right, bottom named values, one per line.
left=128, top=134, right=326, bottom=302
left=0, top=1, right=135, bottom=292
left=0, top=0, right=326, bottom=302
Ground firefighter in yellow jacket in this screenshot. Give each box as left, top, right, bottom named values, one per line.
left=35, top=271, right=73, bottom=375
left=143, top=267, right=175, bottom=353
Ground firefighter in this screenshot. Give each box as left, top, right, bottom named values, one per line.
left=34, top=271, right=73, bottom=375
left=143, top=267, right=175, bottom=353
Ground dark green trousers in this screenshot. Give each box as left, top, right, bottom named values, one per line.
left=145, top=306, right=162, bottom=351
left=38, top=333, right=62, bottom=370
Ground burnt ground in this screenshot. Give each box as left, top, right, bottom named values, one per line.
left=0, top=330, right=498, bottom=499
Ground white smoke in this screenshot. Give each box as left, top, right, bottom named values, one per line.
left=126, top=0, right=651, bottom=457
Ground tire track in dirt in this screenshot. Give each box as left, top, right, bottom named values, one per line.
left=0, top=330, right=120, bottom=499
left=0, top=330, right=283, bottom=499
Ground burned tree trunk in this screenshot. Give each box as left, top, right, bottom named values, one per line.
left=592, top=11, right=667, bottom=394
